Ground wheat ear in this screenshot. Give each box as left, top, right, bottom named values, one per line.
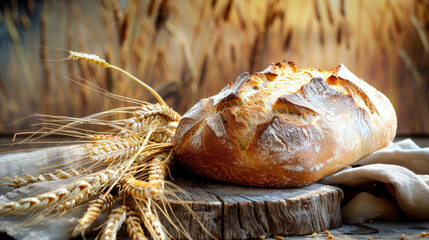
left=71, top=193, right=117, bottom=237
left=124, top=151, right=171, bottom=200
left=55, top=174, right=105, bottom=213
left=88, top=134, right=118, bottom=141
left=150, top=126, right=176, bottom=143
left=87, top=136, right=141, bottom=164
left=133, top=103, right=181, bottom=122
left=67, top=51, right=110, bottom=67
left=67, top=51, right=167, bottom=106
left=140, top=204, right=167, bottom=240
left=6, top=168, right=87, bottom=188
left=119, top=118, right=163, bottom=138
left=147, top=152, right=170, bottom=198
left=56, top=192, right=91, bottom=213
left=119, top=107, right=179, bottom=139
left=60, top=169, right=119, bottom=210
left=124, top=175, right=159, bottom=199
left=0, top=169, right=117, bottom=214
left=99, top=205, right=127, bottom=240
left=126, top=209, right=149, bottom=240
left=0, top=181, right=89, bottom=214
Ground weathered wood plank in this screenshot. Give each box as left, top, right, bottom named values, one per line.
left=159, top=177, right=343, bottom=239
left=157, top=177, right=223, bottom=239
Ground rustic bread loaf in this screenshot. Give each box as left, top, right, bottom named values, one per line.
left=173, top=61, right=397, bottom=188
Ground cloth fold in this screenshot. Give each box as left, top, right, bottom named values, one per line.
left=320, top=139, right=429, bottom=223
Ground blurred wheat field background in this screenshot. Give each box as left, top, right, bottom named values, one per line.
left=0, top=0, right=428, bottom=135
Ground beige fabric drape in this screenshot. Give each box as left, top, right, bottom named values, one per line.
left=320, top=139, right=429, bottom=223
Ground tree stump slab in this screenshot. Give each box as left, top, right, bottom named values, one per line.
left=159, top=177, right=343, bottom=239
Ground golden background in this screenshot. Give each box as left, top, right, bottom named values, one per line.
left=0, top=0, right=428, bottom=135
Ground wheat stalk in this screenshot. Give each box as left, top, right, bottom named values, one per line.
left=67, top=51, right=167, bottom=106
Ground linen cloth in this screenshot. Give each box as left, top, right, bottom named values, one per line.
left=320, top=139, right=429, bottom=223
left=0, top=145, right=102, bottom=240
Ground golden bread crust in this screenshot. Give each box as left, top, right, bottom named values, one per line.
left=173, top=61, right=397, bottom=187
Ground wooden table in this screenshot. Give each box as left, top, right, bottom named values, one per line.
left=0, top=136, right=427, bottom=239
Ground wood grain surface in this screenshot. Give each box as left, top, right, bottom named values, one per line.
left=159, top=177, right=343, bottom=239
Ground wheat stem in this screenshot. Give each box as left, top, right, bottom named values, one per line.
left=67, top=51, right=167, bottom=106
left=108, top=64, right=167, bottom=106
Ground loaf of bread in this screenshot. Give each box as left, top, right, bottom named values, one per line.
left=173, top=61, right=397, bottom=187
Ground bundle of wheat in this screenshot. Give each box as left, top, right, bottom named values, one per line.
left=0, top=52, right=207, bottom=240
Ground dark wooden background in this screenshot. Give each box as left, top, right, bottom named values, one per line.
left=0, top=0, right=428, bottom=135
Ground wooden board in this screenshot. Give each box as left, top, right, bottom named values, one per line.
left=158, top=177, right=343, bottom=239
